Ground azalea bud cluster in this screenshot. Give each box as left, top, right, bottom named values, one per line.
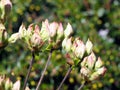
left=61, top=24, right=106, bottom=82
left=9, top=20, right=65, bottom=52
left=80, top=52, right=107, bottom=81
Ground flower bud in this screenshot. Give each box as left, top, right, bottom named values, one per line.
left=30, top=33, right=44, bottom=50
left=89, top=66, right=107, bottom=81
left=40, top=19, right=50, bottom=41
left=49, top=22, right=58, bottom=38
left=0, top=23, right=8, bottom=48
left=57, top=23, right=63, bottom=40
left=96, top=66, right=107, bottom=76
left=27, top=24, right=34, bottom=36
left=81, top=57, right=87, bottom=67
left=80, top=67, right=91, bottom=77
left=64, top=23, right=73, bottom=38
left=5, top=78, right=13, bottom=90
left=89, top=71, right=99, bottom=81
left=95, top=57, right=103, bottom=69
left=8, top=33, right=20, bottom=43
left=12, top=80, right=20, bottom=90
left=74, top=39, right=85, bottom=59
left=25, top=86, right=30, bottom=90
left=85, top=39, right=93, bottom=54
left=0, top=0, right=12, bottom=20
left=62, top=37, right=72, bottom=52
left=18, top=24, right=27, bottom=38
left=87, top=52, right=96, bottom=69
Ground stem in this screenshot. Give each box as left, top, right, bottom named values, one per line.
left=78, top=81, right=85, bottom=90
left=36, top=50, right=52, bottom=90
left=57, top=66, right=72, bottom=90
left=23, top=51, right=35, bottom=90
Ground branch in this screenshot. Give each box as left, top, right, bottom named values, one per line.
left=57, top=66, right=72, bottom=90
left=23, top=51, right=35, bottom=90
left=36, top=50, right=52, bottom=90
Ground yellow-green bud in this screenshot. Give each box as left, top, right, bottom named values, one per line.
left=85, top=39, right=93, bottom=54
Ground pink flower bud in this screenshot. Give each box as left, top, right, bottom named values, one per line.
left=49, top=22, right=58, bottom=37
left=89, top=66, right=107, bottom=81
left=87, top=52, right=96, bottom=69
left=95, top=57, right=103, bottom=69
left=85, top=39, right=93, bottom=54
left=80, top=67, right=91, bottom=77
left=64, top=23, right=73, bottom=38
left=73, top=39, right=85, bottom=59
left=12, top=80, right=20, bottom=90
left=62, top=37, right=72, bottom=52
left=34, top=25, right=40, bottom=34
left=27, top=24, right=34, bottom=36
left=96, top=66, right=107, bottom=76
left=30, top=33, right=44, bottom=51
left=57, top=23, right=63, bottom=40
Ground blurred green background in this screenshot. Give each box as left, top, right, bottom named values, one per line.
left=0, top=0, right=120, bottom=90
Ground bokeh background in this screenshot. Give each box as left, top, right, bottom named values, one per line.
left=0, top=0, right=120, bottom=90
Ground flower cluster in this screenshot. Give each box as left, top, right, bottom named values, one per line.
left=9, top=20, right=65, bottom=52
left=80, top=52, right=107, bottom=81
left=61, top=25, right=106, bottom=82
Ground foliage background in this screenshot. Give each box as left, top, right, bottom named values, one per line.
left=0, top=0, right=120, bottom=90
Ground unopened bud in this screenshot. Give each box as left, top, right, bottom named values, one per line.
left=74, top=39, right=85, bottom=59
left=64, top=23, right=73, bottom=38
left=87, top=52, right=96, bottom=69
left=31, top=33, right=44, bottom=50
left=8, top=33, right=20, bottom=43
left=86, top=39, right=93, bottom=54
left=0, top=0, right=12, bottom=20
left=57, top=23, right=63, bottom=40
left=5, top=78, right=13, bottom=90
left=80, top=67, right=91, bottom=77
left=12, top=80, right=20, bottom=90
left=49, top=22, right=58, bottom=38
left=62, top=37, right=72, bottom=52
left=89, top=66, right=107, bottom=81
left=95, top=57, right=103, bottom=69
left=0, top=23, right=8, bottom=48
left=18, top=24, right=26, bottom=38
left=40, top=20, right=50, bottom=41
left=81, top=57, right=87, bottom=67
left=25, top=86, right=30, bottom=90
left=96, top=66, right=107, bottom=76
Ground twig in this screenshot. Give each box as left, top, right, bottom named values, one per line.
left=23, top=51, right=35, bottom=90
left=78, top=81, right=86, bottom=90
left=36, top=50, right=52, bottom=90
left=57, top=66, right=72, bottom=90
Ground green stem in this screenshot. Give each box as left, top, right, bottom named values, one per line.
left=57, top=66, right=72, bottom=90
left=23, top=51, right=35, bottom=90
left=36, top=50, right=52, bottom=90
